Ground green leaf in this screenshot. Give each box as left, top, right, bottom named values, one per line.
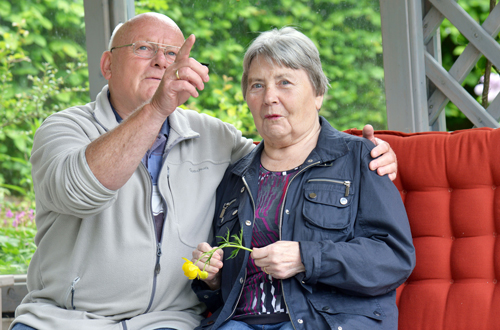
left=0, top=1, right=11, bottom=16
left=62, top=44, right=79, bottom=58
left=29, top=34, right=47, bottom=47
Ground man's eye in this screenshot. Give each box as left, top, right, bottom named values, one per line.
left=281, top=80, right=290, bottom=85
left=137, top=45, right=152, bottom=51
left=252, top=83, right=263, bottom=89
left=166, top=51, right=177, bottom=57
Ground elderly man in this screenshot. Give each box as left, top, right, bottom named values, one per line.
left=11, top=13, right=397, bottom=330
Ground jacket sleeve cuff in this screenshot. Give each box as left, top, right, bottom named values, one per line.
left=299, top=241, right=323, bottom=285
left=192, top=279, right=223, bottom=313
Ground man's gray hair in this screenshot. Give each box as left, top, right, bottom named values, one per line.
left=108, top=23, right=124, bottom=50
left=242, top=27, right=329, bottom=99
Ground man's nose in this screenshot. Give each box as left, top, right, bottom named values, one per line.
left=151, top=50, right=170, bottom=69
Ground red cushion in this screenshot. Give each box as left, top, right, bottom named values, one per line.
left=346, top=127, right=500, bottom=329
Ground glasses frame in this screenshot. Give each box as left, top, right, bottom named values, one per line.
left=110, top=41, right=181, bottom=59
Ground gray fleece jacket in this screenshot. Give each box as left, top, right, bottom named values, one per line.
left=12, top=85, right=255, bottom=330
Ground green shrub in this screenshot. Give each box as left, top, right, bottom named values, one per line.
left=0, top=4, right=89, bottom=198
left=136, top=0, right=388, bottom=136
left=0, top=199, right=36, bottom=274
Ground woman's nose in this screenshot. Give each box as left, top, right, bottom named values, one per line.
left=264, top=87, right=279, bottom=104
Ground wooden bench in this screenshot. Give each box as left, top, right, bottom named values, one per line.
left=1, top=275, right=27, bottom=330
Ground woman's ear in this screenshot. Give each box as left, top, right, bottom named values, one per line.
left=315, top=94, right=324, bottom=111
left=100, top=51, right=112, bottom=80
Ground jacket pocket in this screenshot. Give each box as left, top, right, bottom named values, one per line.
left=63, top=276, right=80, bottom=310
left=302, top=179, right=353, bottom=230
left=215, top=198, right=240, bottom=238
left=309, top=291, right=385, bottom=329
left=217, top=198, right=238, bottom=226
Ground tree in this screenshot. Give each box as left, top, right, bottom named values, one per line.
left=136, top=0, right=388, bottom=138
left=0, top=0, right=89, bottom=197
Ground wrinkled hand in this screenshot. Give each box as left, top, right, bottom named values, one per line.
left=251, top=241, right=305, bottom=279
left=362, top=124, right=398, bottom=181
left=192, top=242, right=223, bottom=290
left=149, top=34, right=210, bottom=118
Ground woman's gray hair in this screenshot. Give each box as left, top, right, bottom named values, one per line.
left=242, top=27, right=329, bottom=99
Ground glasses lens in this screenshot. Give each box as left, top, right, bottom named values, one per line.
left=132, top=42, right=179, bottom=62
left=133, top=41, right=156, bottom=58
left=163, top=46, right=178, bottom=63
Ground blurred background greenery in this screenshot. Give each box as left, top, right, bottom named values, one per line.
left=0, top=0, right=497, bottom=273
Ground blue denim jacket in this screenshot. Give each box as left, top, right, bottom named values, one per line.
left=194, top=117, right=415, bottom=330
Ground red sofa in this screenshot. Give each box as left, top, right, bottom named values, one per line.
left=348, top=127, right=500, bottom=329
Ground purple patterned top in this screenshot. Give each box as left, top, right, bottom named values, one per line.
left=233, top=164, right=300, bottom=324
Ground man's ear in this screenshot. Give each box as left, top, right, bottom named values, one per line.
left=100, top=51, right=112, bottom=80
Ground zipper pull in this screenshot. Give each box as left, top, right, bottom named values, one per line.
left=155, top=263, right=161, bottom=275
left=71, top=277, right=80, bottom=290
left=155, top=243, right=162, bottom=275
left=157, top=243, right=162, bottom=257
left=344, top=181, right=351, bottom=197
left=219, top=199, right=236, bottom=218
left=219, top=206, right=228, bottom=219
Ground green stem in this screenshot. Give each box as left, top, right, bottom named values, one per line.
left=221, top=243, right=253, bottom=252
left=194, top=243, right=253, bottom=268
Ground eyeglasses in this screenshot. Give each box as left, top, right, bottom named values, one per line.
left=110, top=41, right=180, bottom=62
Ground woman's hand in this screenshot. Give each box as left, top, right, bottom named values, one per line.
left=192, top=242, right=224, bottom=290
left=251, top=241, right=305, bottom=279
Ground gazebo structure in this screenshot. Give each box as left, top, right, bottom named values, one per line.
left=83, top=0, right=500, bottom=132
left=1, top=1, right=499, bottom=329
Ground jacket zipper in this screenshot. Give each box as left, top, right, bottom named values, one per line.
left=307, top=178, right=351, bottom=196
left=219, top=198, right=237, bottom=222
left=70, top=277, right=80, bottom=310
left=222, top=161, right=321, bottom=327
left=222, top=177, right=255, bottom=323
left=142, top=134, right=192, bottom=314
left=278, top=160, right=321, bottom=330
left=141, top=163, right=162, bottom=314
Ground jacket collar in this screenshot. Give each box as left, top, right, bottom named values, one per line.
left=92, top=85, right=199, bottom=141
left=231, top=116, right=349, bottom=177
left=93, top=85, right=119, bottom=131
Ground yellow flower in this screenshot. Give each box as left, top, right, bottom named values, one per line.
left=199, top=270, right=209, bottom=279
left=182, top=230, right=253, bottom=281
left=182, top=258, right=199, bottom=280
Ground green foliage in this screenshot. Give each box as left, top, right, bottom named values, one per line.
left=0, top=199, right=37, bottom=274
left=0, top=0, right=89, bottom=198
left=136, top=0, right=388, bottom=135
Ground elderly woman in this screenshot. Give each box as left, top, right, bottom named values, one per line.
left=192, top=27, right=415, bottom=330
